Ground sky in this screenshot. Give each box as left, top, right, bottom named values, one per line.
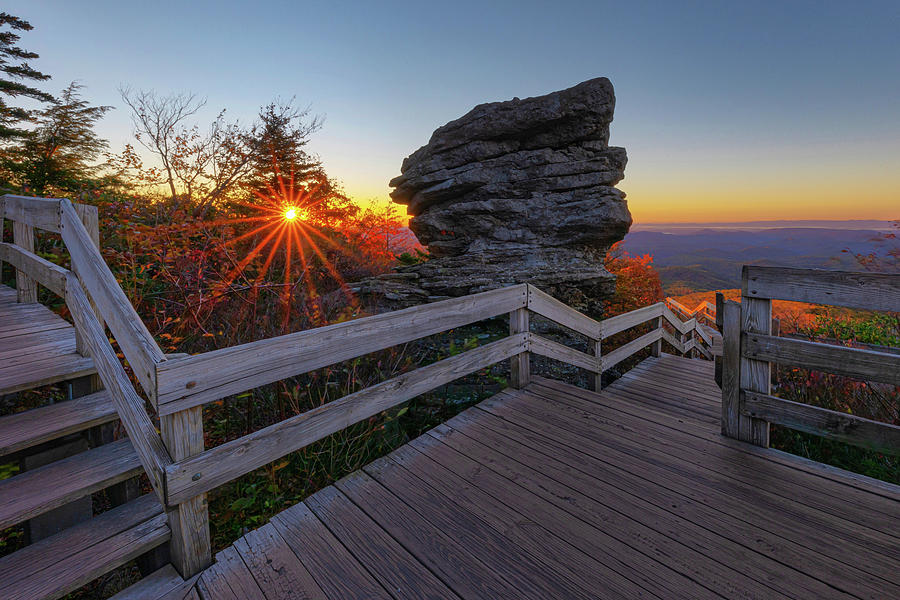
left=7, top=0, right=900, bottom=224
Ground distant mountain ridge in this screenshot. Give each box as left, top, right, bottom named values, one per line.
left=623, top=226, right=895, bottom=292
left=631, top=219, right=895, bottom=233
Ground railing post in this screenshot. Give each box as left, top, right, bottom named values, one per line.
left=161, top=407, right=212, bottom=577
left=720, top=298, right=742, bottom=438
left=739, top=295, right=772, bottom=447
left=13, top=221, right=37, bottom=303
left=509, top=307, right=530, bottom=388
left=73, top=203, right=104, bottom=357
left=650, top=315, right=662, bottom=357
left=591, top=338, right=602, bottom=392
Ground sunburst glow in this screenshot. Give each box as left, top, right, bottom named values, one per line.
left=205, top=169, right=356, bottom=330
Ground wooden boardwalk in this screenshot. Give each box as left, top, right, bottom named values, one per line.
left=0, top=284, right=95, bottom=395
left=179, top=354, right=899, bottom=600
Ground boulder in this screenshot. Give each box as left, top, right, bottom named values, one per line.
left=351, top=77, right=632, bottom=317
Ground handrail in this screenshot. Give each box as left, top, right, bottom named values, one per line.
left=721, top=265, right=900, bottom=456
left=59, top=199, right=166, bottom=400
left=155, top=284, right=529, bottom=414
left=161, top=282, right=716, bottom=506
left=65, top=272, right=173, bottom=501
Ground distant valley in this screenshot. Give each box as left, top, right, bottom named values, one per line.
left=622, top=221, right=897, bottom=293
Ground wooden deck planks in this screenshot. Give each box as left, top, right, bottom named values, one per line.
left=184, top=353, right=899, bottom=600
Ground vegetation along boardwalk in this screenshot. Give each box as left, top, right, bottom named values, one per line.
left=0, top=194, right=897, bottom=599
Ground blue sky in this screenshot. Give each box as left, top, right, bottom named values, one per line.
left=7, top=0, right=900, bottom=222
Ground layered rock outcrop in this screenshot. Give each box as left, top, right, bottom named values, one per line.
left=352, top=77, right=632, bottom=316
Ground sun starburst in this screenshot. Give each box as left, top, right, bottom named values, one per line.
left=206, top=169, right=355, bottom=330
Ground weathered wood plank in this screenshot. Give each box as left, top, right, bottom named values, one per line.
left=1, top=194, right=61, bottom=232
left=232, top=525, right=326, bottom=600
left=334, top=470, right=522, bottom=599
left=742, top=391, right=900, bottom=456
left=509, top=307, right=530, bottom=388
left=108, top=565, right=200, bottom=600
left=60, top=199, right=164, bottom=399
left=601, top=328, right=663, bottom=372
left=743, top=265, right=900, bottom=313
left=720, top=299, right=742, bottom=439
left=165, top=334, right=527, bottom=504
left=66, top=274, right=173, bottom=502
left=5, top=511, right=169, bottom=600
left=0, top=242, right=67, bottom=297
left=0, top=390, right=118, bottom=457
left=157, top=283, right=527, bottom=411
left=196, top=546, right=265, bottom=600
left=271, top=500, right=392, bottom=599
left=743, top=333, right=900, bottom=386
left=363, top=452, right=598, bottom=600
left=304, top=485, right=459, bottom=600
left=12, top=221, right=37, bottom=303
left=526, top=283, right=601, bottom=338
left=527, top=332, right=600, bottom=372
left=0, top=438, right=142, bottom=531
left=739, top=294, right=771, bottom=446
left=600, top=302, right=663, bottom=338
left=591, top=338, right=602, bottom=391
left=650, top=316, right=662, bottom=357
left=162, top=406, right=212, bottom=577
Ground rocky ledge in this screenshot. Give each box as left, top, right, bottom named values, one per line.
left=351, top=77, right=632, bottom=317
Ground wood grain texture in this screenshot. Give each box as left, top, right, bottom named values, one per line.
left=305, top=485, right=457, bottom=600
left=743, top=265, right=900, bottom=313
left=600, top=302, right=663, bottom=338
left=509, top=307, right=530, bottom=388
left=0, top=503, right=169, bottom=600
left=231, top=525, right=325, bottom=600
left=0, top=194, right=61, bottom=232
left=743, top=333, right=900, bottom=386
left=527, top=332, right=600, bottom=372
left=0, top=438, right=142, bottom=531
left=591, top=338, right=602, bottom=391
left=601, top=328, right=663, bottom=372
left=196, top=546, right=265, bottom=600
left=157, top=284, right=527, bottom=412
left=739, top=296, right=771, bottom=446
left=271, top=499, right=392, bottom=599
left=0, top=390, right=118, bottom=457
left=13, top=221, right=37, bottom=303
left=66, top=274, right=172, bottom=502
left=526, top=283, right=601, bottom=338
left=742, top=391, right=900, bottom=456
left=165, top=334, right=527, bottom=505
left=0, top=242, right=67, bottom=297
left=162, top=406, right=212, bottom=577
left=108, top=565, right=200, bottom=600
left=720, top=299, right=742, bottom=438
left=192, top=355, right=900, bottom=600
left=650, top=316, right=662, bottom=357
left=60, top=199, right=164, bottom=399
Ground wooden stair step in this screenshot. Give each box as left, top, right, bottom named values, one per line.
left=0, top=390, right=119, bottom=458
left=0, top=493, right=169, bottom=600
left=109, top=564, right=199, bottom=600
left=0, top=437, right=143, bottom=530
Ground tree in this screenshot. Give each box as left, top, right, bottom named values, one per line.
left=10, top=81, right=111, bottom=194
left=240, top=100, right=353, bottom=225
left=604, top=241, right=663, bottom=316
left=0, top=12, right=53, bottom=142
left=119, top=87, right=254, bottom=217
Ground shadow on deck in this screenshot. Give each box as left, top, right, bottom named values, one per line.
left=186, top=354, right=899, bottom=600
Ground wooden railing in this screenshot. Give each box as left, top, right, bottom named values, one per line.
left=718, top=265, right=900, bottom=455
left=665, top=296, right=716, bottom=326
left=1, top=194, right=717, bottom=578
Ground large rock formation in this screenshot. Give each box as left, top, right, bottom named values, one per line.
left=352, top=77, right=632, bottom=316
